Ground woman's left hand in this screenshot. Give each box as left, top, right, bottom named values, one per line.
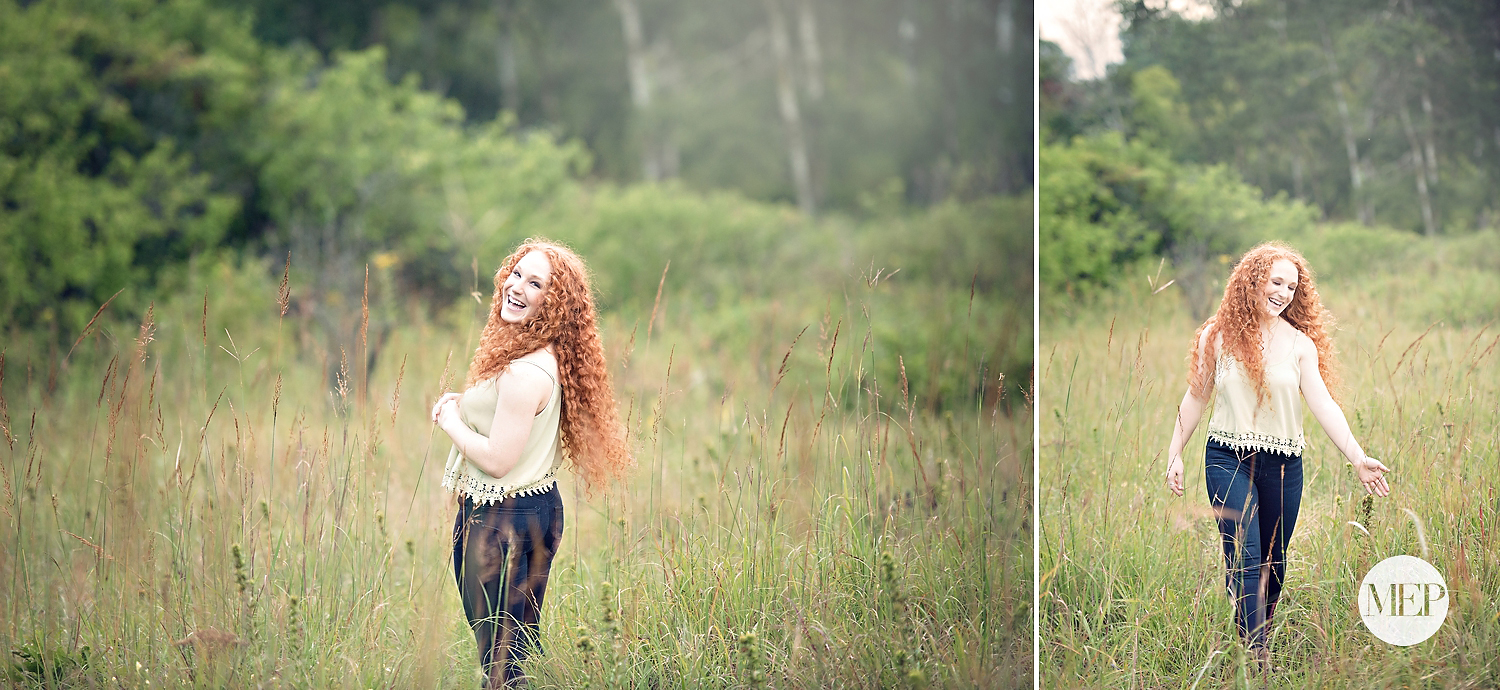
left=431, top=392, right=462, bottom=425
left=1353, top=456, right=1392, bottom=497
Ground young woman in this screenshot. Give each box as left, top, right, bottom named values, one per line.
left=1162, top=242, right=1391, bottom=667
left=432, top=239, right=631, bottom=687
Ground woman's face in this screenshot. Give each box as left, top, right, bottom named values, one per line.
left=500, top=250, right=553, bottom=324
left=1260, top=258, right=1298, bottom=320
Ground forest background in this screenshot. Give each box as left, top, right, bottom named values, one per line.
left=0, top=0, right=1031, bottom=687
left=1041, top=0, right=1500, bottom=686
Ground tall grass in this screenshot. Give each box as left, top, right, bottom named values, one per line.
left=0, top=256, right=1030, bottom=688
left=1040, top=255, right=1500, bottom=687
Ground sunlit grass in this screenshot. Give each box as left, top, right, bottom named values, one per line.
left=0, top=259, right=1029, bottom=688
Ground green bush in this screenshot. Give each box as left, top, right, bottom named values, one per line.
left=1041, top=130, right=1317, bottom=317
left=0, top=0, right=249, bottom=337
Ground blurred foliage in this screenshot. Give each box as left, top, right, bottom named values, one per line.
left=0, top=0, right=1026, bottom=412
left=1045, top=0, right=1500, bottom=235
left=218, top=0, right=1033, bottom=209
left=0, top=0, right=248, bottom=336
left=506, top=182, right=824, bottom=313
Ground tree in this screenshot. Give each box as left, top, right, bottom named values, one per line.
left=0, top=0, right=251, bottom=338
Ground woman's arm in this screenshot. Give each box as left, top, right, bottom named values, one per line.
left=1164, top=390, right=1209, bottom=497
left=435, top=363, right=553, bottom=479
left=1297, top=335, right=1391, bottom=496
left=1164, top=328, right=1214, bottom=496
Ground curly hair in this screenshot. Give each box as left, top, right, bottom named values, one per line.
left=466, top=239, right=633, bottom=495
left=1187, top=242, right=1341, bottom=406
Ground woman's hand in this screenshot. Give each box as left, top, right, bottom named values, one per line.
left=431, top=392, right=462, bottom=425
left=1164, top=455, right=1185, bottom=497
left=1353, top=456, right=1392, bottom=497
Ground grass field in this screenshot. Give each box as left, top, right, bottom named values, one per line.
left=1039, top=248, right=1500, bottom=687
left=0, top=258, right=1029, bottom=688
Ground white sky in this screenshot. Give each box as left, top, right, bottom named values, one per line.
left=1037, top=0, right=1215, bottom=81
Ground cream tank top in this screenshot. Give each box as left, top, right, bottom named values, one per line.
left=1206, top=331, right=1307, bottom=456
left=441, top=356, right=562, bottom=504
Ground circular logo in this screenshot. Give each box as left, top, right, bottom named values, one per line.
left=1358, top=555, right=1448, bottom=646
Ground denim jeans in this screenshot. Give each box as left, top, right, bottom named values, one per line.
left=1203, top=438, right=1303, bottom=650
left=452, top=488, right=564, bottom=688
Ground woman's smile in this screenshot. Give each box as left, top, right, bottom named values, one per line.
left=500, top=250, right=553, bottom=324
left=1262, top=259, right=1298, bottom=318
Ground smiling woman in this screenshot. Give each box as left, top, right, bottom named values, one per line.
left=431, top=238, right=632, bottom=687
left=1161, top=242, right=1393, bottom=672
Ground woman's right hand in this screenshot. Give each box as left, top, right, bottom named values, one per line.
left=1354, top=456, right=1392, bottom=497
left=1164, top=455, right=1185, bottom=497
left=431, top=392, right=462, bottom=424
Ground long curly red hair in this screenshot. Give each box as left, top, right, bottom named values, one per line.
left=467, top=239, right=633, bottom=494
left=1187, top=242, right=1341, bottom=405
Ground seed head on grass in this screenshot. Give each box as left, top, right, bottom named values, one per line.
left=598, top=581, right=622, bottom=684
left=277, top=252, right=291, bottom=317
left=573, top=624, right=596, bottom=688
left=287, top=595, right=303, bottom=642
left=600, top=581, right=616, bottom=627
left=336, top=349, right=351, bottom=413
left=231, top=543, right=256, bottom=629
left=135, top=303, right=155, bottom=363
left=390, top=354, right=406, bottom=426
left=881, top=549, right=924, bottom=685
left=231, top=544, right=249, bottom=596
left=738, top=631, right=765, bottom=688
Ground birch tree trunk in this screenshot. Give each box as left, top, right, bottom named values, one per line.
left=1320, top=28, right=1370, bottom=225
left=612, top=0, right=662, bottom=180
left=495, top=0, right=520, bottom=116
left=1399, top=101, right=1436, bottom=235
left=796, top=0, right=823, bottom=101
left=997, top=0, right=1015, bottom=55
left=1402, top=0, right=1440, bottom=186
left=1420, top=83, right=1438, bottom=185
left=1291, top=149, right=1304, bottom=201
left=765, top=0, right=816, bottom=216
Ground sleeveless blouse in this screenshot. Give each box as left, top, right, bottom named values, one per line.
left=441, top=357, right=562, bottom=504
left=1206, top=331, right=1307, bottom=456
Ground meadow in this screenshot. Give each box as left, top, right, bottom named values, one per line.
left=0, top=246, right=1030, bottom=688
left=1039, top=229, right=1500, bottom=687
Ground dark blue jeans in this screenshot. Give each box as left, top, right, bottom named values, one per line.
left=453, top=488, right=564, bottom=688
left=1203, top=438, right=1303, bottom=650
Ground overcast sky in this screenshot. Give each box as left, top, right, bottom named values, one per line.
left=1037, top=0, right=1214, bottom=81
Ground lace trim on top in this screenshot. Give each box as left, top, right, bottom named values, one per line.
left=443, top=467, right=557, bottom=505
left=1207, top=428, right=1305, bottom=457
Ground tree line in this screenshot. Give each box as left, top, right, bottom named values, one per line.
left=1040, top=0, right=1499, bottom=307
left=227, top=0, right=1032, bottom=213
left=1, top=0, right=1029, bottom=334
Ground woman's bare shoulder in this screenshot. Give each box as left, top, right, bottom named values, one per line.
left=512, top=348, right=560, bottom=380
left=1194, top=319, right=1220, bottom=352
left=1290, top=326, right=1318, bottom=358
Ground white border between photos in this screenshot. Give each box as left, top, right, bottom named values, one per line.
left=1031, top=2, right=1041, bottom=686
